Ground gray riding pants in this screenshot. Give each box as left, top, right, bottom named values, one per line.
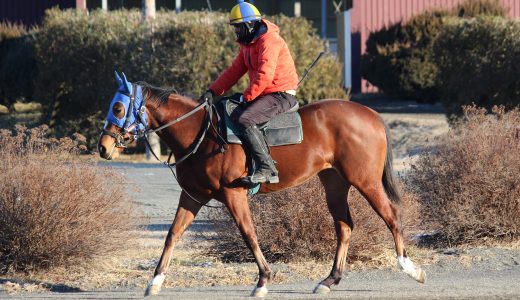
left=234, top=92, right=298, bottom=128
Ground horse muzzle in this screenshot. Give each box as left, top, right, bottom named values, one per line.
left=98, top=127, right=131, bottom=160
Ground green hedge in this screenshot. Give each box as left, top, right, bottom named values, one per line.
left=433, top=17, right=520, bottom=117
left=453, top=0, right=508, bottom=18
left=361, top=0, right=509, bottom=104
left=30, top=9, right=346, bottom=146
left=361, top=10, right=447, bottom=103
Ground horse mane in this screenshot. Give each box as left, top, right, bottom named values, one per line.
left=138, top=81, right=196, bottom=105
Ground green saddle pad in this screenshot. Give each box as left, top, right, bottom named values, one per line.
left=223, top=99, right=303, bottom=146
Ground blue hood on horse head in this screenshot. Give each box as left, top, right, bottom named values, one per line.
left=105, top=71, right=147, bottom=133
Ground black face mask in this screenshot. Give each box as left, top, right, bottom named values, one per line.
left=234, top=21, right=260, bottom=45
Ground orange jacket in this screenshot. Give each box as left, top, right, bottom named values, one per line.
left=209, top=20, right=298, bottom=102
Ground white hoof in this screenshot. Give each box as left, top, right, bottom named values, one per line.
left=251, top=285, right=268, bottom=298
left=397, top=256, right=426, bottom=283
left=144, top=274, right=165, bottom=296
left=416, top=268, right=427, bottom=283
left=313, top=284, right=331, bottom=294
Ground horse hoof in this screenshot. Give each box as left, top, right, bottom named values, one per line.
left=416, top=269, right=426, bottom=284
left=144, top=274, right=165, bottom=296
left=251, top=285, right=268, bottom=297
left=313, top=284, right=330, bottom=294
left=144, top=284, right=161, bottom=296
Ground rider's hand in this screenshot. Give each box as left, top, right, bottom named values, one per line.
left=199, top=89, right=214, bottom=104
left=230, top=93, right=246, bottom=106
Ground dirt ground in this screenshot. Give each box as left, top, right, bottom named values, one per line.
left=2, top=98, right=520, bottom=299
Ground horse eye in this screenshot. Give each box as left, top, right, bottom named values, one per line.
left=112, top=102, right=125, bottom=119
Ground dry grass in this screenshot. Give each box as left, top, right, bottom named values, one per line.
left=206, top=175, right=421, bottom=264
left=406, top=105, right=520, bottom=246
left=0, top=125, right=139, bottom=273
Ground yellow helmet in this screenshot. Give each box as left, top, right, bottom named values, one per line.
left=229, top=0, right=262, bottom=24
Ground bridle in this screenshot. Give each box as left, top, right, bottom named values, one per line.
left=102, top=83, right=149, bottom=149
left=102, top=82, right=227, bottom=207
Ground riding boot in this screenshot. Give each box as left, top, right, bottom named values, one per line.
left=239, top=125, right=279, bottom=185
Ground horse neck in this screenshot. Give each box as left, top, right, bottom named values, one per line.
left=145, top=93, right=206, bottom=159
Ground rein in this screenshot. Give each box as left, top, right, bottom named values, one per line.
left=133, top=86, right=226, bottom=208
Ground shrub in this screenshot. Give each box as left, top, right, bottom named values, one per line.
left=433, top=16, right=520, bottom=117
left=31, top=9, right=346, bottom=147
left=0, top=22, right=35, bottom=106
left=207, top=176, right=419, bottom=263
left=454, top=0, right=508, bottom=18
left=362, top=0, right=510, bottom=103
left=361, top=10, right=448, bottom=103
left=0, top=125, right=138, bottom=273
left=405, top=105, right=520, bottom=246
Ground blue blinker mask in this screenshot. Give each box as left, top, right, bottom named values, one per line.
left=105, top=71, right=148, bottom=135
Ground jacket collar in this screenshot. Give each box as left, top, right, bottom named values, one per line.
left=238, top=19, right=278, bottom=46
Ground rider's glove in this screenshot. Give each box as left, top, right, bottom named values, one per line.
left=199, top=89, right=215, bottom=104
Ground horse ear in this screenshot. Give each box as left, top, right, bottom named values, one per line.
left=115, top=70, right=124, bottom=87
left=120, top=72, right=132, bottom=94
left=114, top=70, right=131, bottom=94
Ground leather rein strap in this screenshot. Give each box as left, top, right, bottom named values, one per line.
left=137, top=90, right=226, bottom=208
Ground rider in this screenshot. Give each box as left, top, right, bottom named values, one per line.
left=200, top=0, right=299, bottom=186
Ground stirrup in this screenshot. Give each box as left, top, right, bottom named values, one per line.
left=240, top=173, right=279, bottom=185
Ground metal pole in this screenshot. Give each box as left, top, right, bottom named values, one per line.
left=101, top=0, right=107, bottom=11
left=76, top=0, right=87, bottom=11
left=321, top=0, right=327, bottom=38
left=141, top=0, right=160, bottom=161
left=142, top=0, right=156, bottom=20
left=294, top=1, right=301, bottom=17
left=176, top=0, right=181, bottom=14
left=343, top=10, right=351, bottom=89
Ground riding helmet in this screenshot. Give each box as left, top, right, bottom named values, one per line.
left=229, top=1, right=262, bottom=44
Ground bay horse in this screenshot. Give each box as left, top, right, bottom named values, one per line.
left=98, top=72, right=426, bottom=297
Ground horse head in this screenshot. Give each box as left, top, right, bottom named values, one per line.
left=98, top=71, right=148, bottom=160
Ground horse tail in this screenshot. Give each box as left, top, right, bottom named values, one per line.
left=382, top=123, right=402, bottom=204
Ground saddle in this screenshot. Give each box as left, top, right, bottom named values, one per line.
left=221, top=99, right=303, bottom=146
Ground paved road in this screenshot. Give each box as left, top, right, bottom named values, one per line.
left=100, top=161, right=217, bottom=226
left=7, top=265, right=520, bottom=299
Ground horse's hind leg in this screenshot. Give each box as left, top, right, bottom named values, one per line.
left=145, top=191, right=204, bottom=296
left=313, top=168, right=353, bottom=294
left=355, top=180, right=426, bottom=283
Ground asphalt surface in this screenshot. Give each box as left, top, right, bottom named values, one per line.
left=6, top=265, right=520, bottom=299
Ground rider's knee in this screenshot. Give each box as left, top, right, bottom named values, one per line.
left=238, top=115, right=256, bottom=128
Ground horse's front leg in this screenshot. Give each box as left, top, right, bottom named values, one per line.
left=145, top=191, right=204, bottom=296
left=225, top=190, right=271, bottom=298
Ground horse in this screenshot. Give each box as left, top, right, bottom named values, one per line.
left=98, top=72, right=426, bottom=297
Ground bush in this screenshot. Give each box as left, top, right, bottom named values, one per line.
left=454, top=0, right=509, bottom=18
left=362, top=10, right=447, bottom=103
left=30, top=9, right=346, bottom=147
left=0, top=125, right=138, bottom=273
left=207, top=176, right=419, bottom=263
left=0, top=22, right=35, bottom=106
left=362, top=0, right=509, bottom=103
left=405, top=105, right=520, bottom=246
left=433, top=16, right=520, bottom=117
